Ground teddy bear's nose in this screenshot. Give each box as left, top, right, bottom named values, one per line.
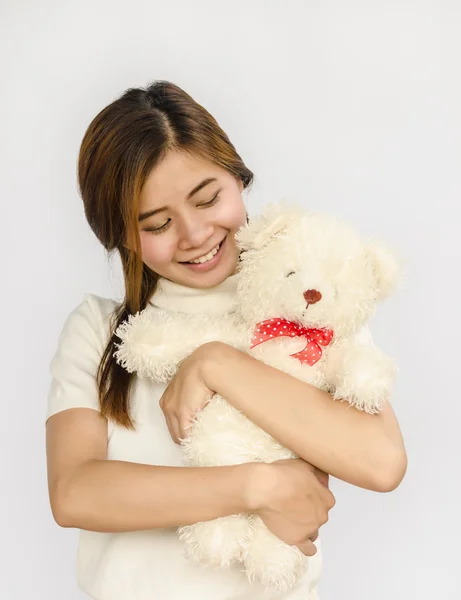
left=303, top=289, right=322, bottom=305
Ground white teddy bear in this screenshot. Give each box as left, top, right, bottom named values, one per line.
left=114, top=201, right=401, bottom=592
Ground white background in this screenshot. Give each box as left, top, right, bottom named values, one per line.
left=2, top=1, right=460, bottom=598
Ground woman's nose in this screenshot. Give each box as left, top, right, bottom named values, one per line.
left=176, top=215, right=214, bottom=250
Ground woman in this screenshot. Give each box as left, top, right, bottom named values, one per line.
left=45, top=80, right=407, bottom=600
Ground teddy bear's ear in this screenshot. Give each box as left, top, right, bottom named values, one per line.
left=236, top=200, right=302, bottom=251
left=366, top=240, right=403, bottom=300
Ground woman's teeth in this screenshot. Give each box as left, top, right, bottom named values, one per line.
left=188, top=242, right=221, bottom=264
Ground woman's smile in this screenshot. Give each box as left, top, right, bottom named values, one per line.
left=179, top=236, right=227, bottom=272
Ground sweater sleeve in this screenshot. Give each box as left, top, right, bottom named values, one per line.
left=45, top=293, right=118, bottom=422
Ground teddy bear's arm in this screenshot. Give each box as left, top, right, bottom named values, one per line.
left=325, top=333, right=397, bottom=414
left=114, top=311, right=240, bottom=382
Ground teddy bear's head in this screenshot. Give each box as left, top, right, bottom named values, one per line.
left=235, top=202, right=401, bottom=338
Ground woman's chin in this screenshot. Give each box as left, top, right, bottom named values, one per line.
left=180, top=262, right=237, bottom=288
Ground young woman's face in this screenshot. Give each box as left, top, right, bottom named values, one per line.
left=136, top=150, right=247, bottom=289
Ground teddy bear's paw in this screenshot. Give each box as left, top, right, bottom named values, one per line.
left=332, top=386, right=383, bottom=414
left=178, top=516, right=252, bottom=568
left=332, top=349, right=397, bottom=413
left=114, top=309, right=230, bottom=381
left=243, top=518, right=307, bottom=593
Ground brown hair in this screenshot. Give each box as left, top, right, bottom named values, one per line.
left=77, top=80, right=253, bottom=429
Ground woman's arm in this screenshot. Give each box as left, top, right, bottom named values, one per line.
left=201, top=342, right=407, bottom=492
left=46, top=408, right=253, bottom=532
left=47, top=407, right=334, bottom=547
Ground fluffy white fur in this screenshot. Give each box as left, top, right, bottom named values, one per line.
left=114, top=201, right=401, bottom=592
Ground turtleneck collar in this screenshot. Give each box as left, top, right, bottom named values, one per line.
left=149, top=271, right=241, bottom=315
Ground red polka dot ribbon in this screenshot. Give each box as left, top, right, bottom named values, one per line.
left=250, top=318, right=334, bottom=366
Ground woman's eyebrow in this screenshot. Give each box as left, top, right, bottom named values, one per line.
left=186, top=177, right=217, bottom=199
left=138, top=177, right=217, bottom=222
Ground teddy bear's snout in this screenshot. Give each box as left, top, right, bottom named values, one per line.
left=303, top=289, right=322, bottom=306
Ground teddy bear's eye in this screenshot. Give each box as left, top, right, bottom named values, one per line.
left=286, top=271, right=296, bottom=278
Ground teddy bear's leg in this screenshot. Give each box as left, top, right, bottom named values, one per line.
left=178, top=515, right=253, bottom=568
left=243, top=515, right=307, bottom=593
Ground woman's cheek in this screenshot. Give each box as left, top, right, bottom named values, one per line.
left=140, top=234, right=176, bottom=269
left=219, top=193, right=247, bottom=230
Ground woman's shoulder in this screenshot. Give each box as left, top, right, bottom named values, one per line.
left=45, top=293, right=121, bottom=422
left=79, top=292, right=120, bottom=319
left=54, top=293, right=121, bottom=357
left=79, top=292, right=120, bottom=327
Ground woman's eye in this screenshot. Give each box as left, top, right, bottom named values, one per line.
left=286, top=271, right=296, bottom=278
left=200, top=191, right=220, bottom=207
left=145, top=192, right=220, bottom=235
left=146, top=219, right=171, bottom=235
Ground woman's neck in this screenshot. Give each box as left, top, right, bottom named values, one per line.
left=149, top=272, right=241, bottom=315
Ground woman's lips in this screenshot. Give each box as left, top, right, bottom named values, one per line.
left=181, top=236, right=227, bottom=272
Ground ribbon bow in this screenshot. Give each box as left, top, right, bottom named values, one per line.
left=250, top=318, right=334, bottom=366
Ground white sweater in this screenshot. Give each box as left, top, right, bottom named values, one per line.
left=46, top=272, right=323, bottom=600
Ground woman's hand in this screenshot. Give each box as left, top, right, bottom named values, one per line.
left=159, top=343, right=216, bottom=443
left=248, top=458, right=336, bottom=556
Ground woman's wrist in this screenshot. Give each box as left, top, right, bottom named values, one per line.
left=197, top=341, right=239, bottom=393
left=234, top=461, right=274, bottom=514
left=242, top=462, right=276, bottom=513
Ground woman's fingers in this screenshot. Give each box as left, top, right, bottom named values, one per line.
left=158, top=346, right=216, bottom=443
left=309, top=530, right=319, bottom=542
left=165, top=415, right=181, bottom=444
left=178, top=419, right=193, bottom=442
left=314, top=468, right=330, bottom=488
left=296, top=539, right=318, bottom=557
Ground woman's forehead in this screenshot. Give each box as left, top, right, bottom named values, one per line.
left=140, top=151, right=222, bottom=208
